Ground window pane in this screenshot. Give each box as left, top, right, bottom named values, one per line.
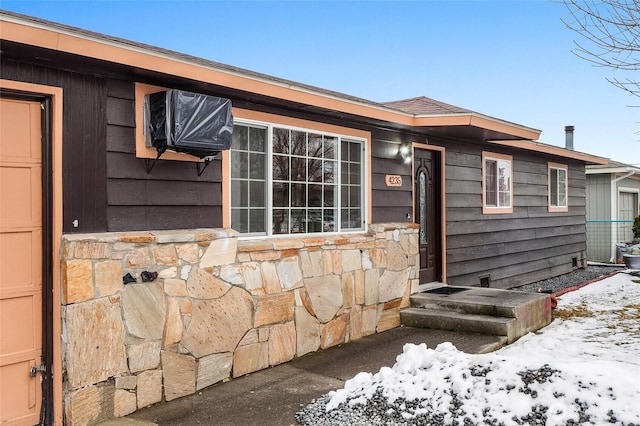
left=250, top=181, right=265, bottom=207
left=231, top=209, right=248, bottom=233
left=291, top=209, right=306, bottom=233
left=341, top=208, right=361, bottom=230
left=341, top=161, right=348, bottom=184
left=499, top=190, right=510, bottom=207
left=291, top=130, right=306, bottom=156
left=323, top=210, right=335, bottom=232
left=349, top=162, right=361, bottom=185
left=231, top=180, right=248, bottom=207
left=485, top=159, right=497, bottom=206
left=324, top=160, right=335, bottom=183
left=249, top=153, right=265, bottom=179
left=340, top=209, right=349, bottom=229
left=559, top=169, right=567, bottom=185
left=497, top=160, right=511, bottom=207
left=558, top=191, right=566, bottom=207
left=291, top=157, right=307, bottom=182
left=419, top=171, right=427, bottom=245
left=231, top=151, right=247, bottom=179
left=308, top=158, right=323, bottom=182
left=273, top=128, right=289, bottom=154
left=349, top=185, right=361, bottom=207
left=249, top=127, right=266, bottom=151
left=309, top=134, right=323, bottom=158
left=273, top=182, right=289, bottom=207
left=273, top=155, right=289, bottom=181
left=308, top=209, right=322, bottom=233
left=325, top=136, right=337, bottom=159
left=324, top=185, right=335, bottom=207
left=291, top=183, right=306, bottom=207
left=348, top=141, right=361, bottom=162
left=550, top=169, right=559, bottom=206
left=309, top=184, right=322, bottom=206
left=249, top=209, right=265, bottom=233
left=232, top=126, right=248, bottom=150
left=558, top=169, right=567, bottom=206
left=273, top=209, right=289, bottom=234
left=349, top=209, right=361, bottom=229
left=341, top=185, right=348, bottom=205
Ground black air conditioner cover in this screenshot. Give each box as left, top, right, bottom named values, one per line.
left=146, top=90, right=233, bottom=159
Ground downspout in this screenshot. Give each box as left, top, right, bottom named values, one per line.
left=610, top=169, right=640, bottom=262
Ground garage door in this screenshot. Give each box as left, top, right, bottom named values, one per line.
left=0, top=97, right=43, bottom=425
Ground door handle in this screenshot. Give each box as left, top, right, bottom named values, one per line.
left=29, top=364, right=46, bottom=378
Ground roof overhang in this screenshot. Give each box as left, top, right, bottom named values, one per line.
left=2, top=11, right=596, bottom=157
left=586, top=165, right=640, bottom=175
left=488, top=139, right=608, bottom=165
left=413, top=112, right=540, bottom=141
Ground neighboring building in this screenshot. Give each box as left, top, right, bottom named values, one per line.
left=586, top=160, right=640, bottom=262
left=0, top=11, right=607, bottom=425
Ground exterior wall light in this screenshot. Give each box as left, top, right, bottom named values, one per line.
left=399, top=145, right=411, bottom=164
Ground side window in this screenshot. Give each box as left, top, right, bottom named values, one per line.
left=482, top=152, right=513, bottom=214
left=548, top=162, right=568, bottom=212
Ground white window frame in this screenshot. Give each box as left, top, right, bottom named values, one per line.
left=482, top=152, right=513, bottom=214
left=230, top=118, right=367, bottom=237
left=548, top=162, right=569, bottom=212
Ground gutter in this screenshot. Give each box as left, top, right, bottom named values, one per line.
left=609, top=167, right=640, bottom=262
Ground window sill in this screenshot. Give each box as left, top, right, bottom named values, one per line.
left=548, top=206, right=569, bottom=213
left=482, top=206, right=513, bottom=214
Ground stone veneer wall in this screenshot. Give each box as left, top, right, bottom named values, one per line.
left=60, top=223, right=419, bottom=425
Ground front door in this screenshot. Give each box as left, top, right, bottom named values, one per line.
left=0, top=97, right=44, bottom=425
left=414, top=148, right=441, bottom=283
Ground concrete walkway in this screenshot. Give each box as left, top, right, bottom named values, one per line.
left=109, top=327, right=504, bottom=426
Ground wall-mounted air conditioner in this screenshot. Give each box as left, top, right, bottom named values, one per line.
left=145, top=89, right=233, bottom=160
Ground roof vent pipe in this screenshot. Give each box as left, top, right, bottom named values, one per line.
left=565, top=125, right=574, bottom=150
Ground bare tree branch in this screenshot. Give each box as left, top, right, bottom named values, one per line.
left=563, top=0, right=640, bottom=96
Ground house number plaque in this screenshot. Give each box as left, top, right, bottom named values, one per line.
left=385, top=175, right=403, bottom=187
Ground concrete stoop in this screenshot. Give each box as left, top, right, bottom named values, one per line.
left=400, top=284, right=552, bottom=345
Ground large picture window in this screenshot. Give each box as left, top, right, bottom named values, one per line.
left=548, top=162, right=568, bottom=212
left=231, top=122, right=365, bottom=236
left=482, top=152, right=513, bottom=214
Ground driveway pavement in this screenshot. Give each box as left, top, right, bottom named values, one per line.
left=119, top=327, right=504, bottom=426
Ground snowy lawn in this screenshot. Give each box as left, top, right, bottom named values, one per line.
left=322, top=272, right=640, bottom=425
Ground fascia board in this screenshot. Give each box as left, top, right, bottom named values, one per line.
left=586, top=167, right=640, bottom=175
left=0, top=13, right=550, bottom=145
left=488, top=139, right=609, bottom=164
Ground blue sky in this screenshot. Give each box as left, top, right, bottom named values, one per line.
left=3, top=0, right=639, bottom=164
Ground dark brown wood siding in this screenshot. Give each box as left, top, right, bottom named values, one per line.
left=370, top=129, right=414, bottom=222
left=104, top=80, right=222, bottom=231
left=1, top=59, right=223, bottom=232
left=443, top=141, right=587, bottom=289
left=1, top=58, right=108, bottom=233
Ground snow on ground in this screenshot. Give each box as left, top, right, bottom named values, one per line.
left=324, top=272, right=640, bottom=425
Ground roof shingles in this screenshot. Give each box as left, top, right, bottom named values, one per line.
left=381, top=96, right=472, bottom=115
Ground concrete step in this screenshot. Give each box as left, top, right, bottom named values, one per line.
left=415, top=282, right=447, bottom=293
left=400, top=308, right=516, bottom=341
left=410, top=286, right=550, bottom=317
left=402, top=286, right=552, bottom=344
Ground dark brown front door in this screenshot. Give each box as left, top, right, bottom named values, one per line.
left=414, top=148, right=441, bottom=283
